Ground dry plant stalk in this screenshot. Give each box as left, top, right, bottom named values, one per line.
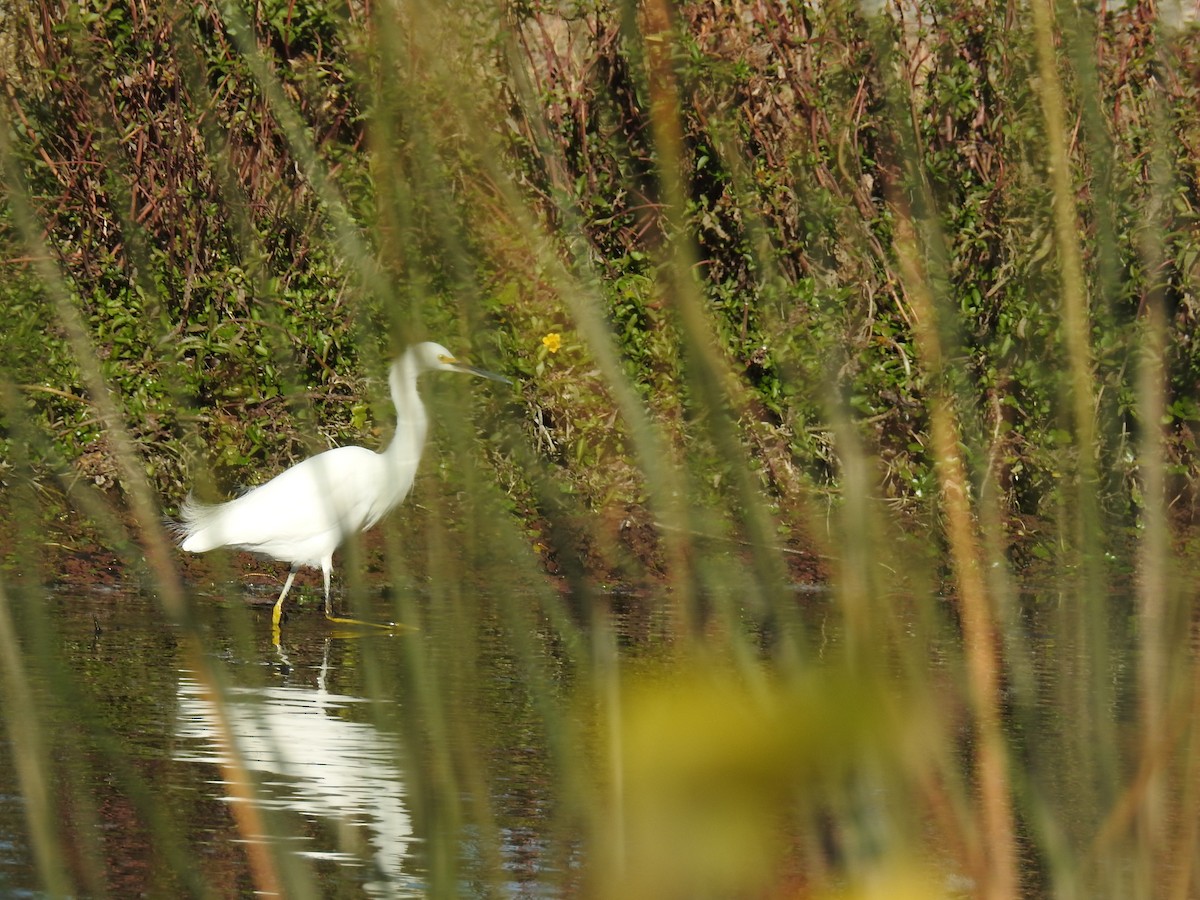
left=891, top=201, right=1018, bottom=900
left=0, top=107, right=287, bottom=899
left=1029, top=0, right=1098, bottom=480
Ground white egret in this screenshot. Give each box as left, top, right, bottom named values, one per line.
left=175, top=341, right=510, bottom=626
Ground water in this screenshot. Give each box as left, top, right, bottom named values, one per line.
left=0, top=576, right=595, bottom=897
left=0, top=561, right=1167, bottom=897
left=173, top=672, right=416, bottom=895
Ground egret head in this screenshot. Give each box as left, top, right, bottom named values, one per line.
left=404, top=341, right=512, bottom=383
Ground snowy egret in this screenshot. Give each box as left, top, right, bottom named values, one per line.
left=174, top=341, right=510, bottom=626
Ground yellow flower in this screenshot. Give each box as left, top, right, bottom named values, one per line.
left=542, top=332, right=562, bottom=354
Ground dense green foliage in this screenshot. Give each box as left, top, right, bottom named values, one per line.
left=1, top=0, right=1198, bottom=558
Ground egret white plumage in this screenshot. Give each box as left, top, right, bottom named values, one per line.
left=175, top=341, right=510, bottom=626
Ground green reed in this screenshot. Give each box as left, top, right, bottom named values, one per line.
left=2, top=0, right=1198, bottom=896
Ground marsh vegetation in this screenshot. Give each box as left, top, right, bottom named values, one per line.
left=1, top=0, right=1199, bottom=896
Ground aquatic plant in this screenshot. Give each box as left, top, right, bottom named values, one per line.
left=1, top=0, right=1198, bottom=895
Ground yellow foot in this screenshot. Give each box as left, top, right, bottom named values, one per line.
left=324, top=613, right=404, bottom=631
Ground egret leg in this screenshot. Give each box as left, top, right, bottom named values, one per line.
left=320, top=558, right=398, bottom=630
left=272, top=565, right=300, bottom=627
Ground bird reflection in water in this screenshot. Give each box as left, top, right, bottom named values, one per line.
left=174, top=642, right=418, bottom=896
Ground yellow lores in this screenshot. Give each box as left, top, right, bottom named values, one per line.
left=542, top=332, right=562, bottom=353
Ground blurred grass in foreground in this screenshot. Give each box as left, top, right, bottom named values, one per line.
left=2, top=0, right=1200, bottom=896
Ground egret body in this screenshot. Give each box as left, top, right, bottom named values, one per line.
left=175, top=341, right=508, bottom=625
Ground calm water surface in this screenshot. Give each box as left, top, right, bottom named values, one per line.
left=0, top=576, right=622, bottom=897
left=0, top=568, right=1151, bottom=897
